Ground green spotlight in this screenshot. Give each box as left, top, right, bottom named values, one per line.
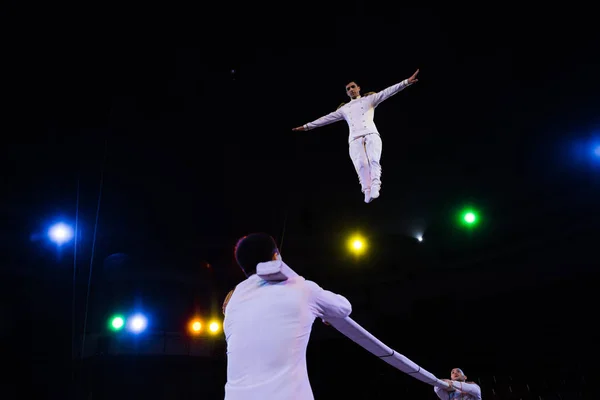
left=459, top=208, right=479, bottom=227
left=109, top=314, right=125, bottom=331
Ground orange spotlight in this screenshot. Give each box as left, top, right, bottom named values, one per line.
left=188, top=318, right=203, bottom=335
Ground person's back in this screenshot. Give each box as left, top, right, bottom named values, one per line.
left=223, top=233, right=352, bottom=400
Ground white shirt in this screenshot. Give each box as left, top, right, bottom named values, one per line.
left=223, top=274, right=352, bottom=400
left=434, top=381, right=482, bottom=400
left=303, top=79, right=412, bottom=143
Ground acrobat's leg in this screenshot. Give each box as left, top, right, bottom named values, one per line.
left=365, top=134, right=383, bottom=199
left=349, top=137, right=372, bottom=203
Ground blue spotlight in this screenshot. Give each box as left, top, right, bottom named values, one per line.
left=126, top=313, right=148, bottom=334
left=48, top=222, right=74, bottom=245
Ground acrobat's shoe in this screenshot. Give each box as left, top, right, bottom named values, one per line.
left=371, top=185, right=380, bottom=200
left=364, top=189, right=372, bottom=203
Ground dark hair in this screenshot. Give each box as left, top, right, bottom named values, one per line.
left=337, top=81, right=375, bottom=110
left=234, top=233, right=279, bottom=277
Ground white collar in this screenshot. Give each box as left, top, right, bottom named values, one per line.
left=256, top=258, right=298, bottom=281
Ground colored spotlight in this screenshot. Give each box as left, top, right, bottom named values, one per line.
left=459, top=208, right=479, bottom=227
left=48, top=222, right=74, bottom=245
left=109, top=315, right=125, bottom=331
left=347, top=234, right=367, bottom=255
left=464, top=212, right=476, bottom=223
left=188, top=318, right=203, bottom=335
left=208, top=321, right=220, bottom=334
left=127, top=313, right=148, bottom=334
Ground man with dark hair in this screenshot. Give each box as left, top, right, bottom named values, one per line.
left=292, top=69, right=420, bottom=203
left=223, top=233, right=352, bottom=400
left=233, top=232, right=278, bottom=277
left=434, top=368, right=482, bottom=399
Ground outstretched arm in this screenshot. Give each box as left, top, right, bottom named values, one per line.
left=306, top=280, right=352, bottom=319
left=292, top=109, right=344, bottom=132
left=452, top=382, right=481, bottom=399
left=369, top=69, right=419, bottom=107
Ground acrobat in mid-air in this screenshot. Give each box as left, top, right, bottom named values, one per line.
left=293, top=69, right=419, bottom=203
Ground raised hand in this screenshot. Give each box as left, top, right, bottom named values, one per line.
left=407, top=69, right=419, bottom=84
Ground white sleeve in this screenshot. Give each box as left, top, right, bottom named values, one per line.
left=368, top=79, right=411, bottom=107
left=304, top=109, right=344, bottom=130
left=305, top=280, right=352, bottom=319
left=455, top=382, right=482, bottom=399
left=433, top=386, right=450, bottom=400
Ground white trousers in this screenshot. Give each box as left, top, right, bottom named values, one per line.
left=349, top=133, right=383, bottom=193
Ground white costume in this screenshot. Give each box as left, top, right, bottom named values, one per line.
left=434, top=381, right=482, bottom=400
left=303, top=79, right=414, bottom=202
left=256, top=258, right=454, bottom=390
left=223, top=264, right=352, bottom=400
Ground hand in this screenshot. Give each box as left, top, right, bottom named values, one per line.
left=442, top=379, right=455, bottom=392
left=292, top=125, right=306, bottom=131
left=407, top=69, right=419, bottom=84
left=321, top=318, right=330, bottom=326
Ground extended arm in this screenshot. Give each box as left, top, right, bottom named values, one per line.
left=292, top=109, right=344, bottom=132
left=369, top=69, right=419, bottom=107
left=452, top=382, right=482, bottom=399
left=306, top=280, right=352, bottom=319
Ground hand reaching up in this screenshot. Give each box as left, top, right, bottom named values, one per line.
left=407, top=69, right=419, bottom=84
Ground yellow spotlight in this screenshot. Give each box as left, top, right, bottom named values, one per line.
left=347, top=234, right=366, bottom=255
left=208, top=321, right=220, bottom=334
left=188, top=318, right=203, bottom=335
